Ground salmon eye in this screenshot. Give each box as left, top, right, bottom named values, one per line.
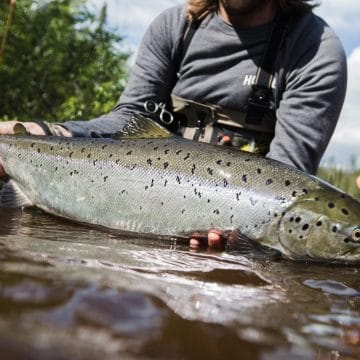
left=352, top=227, right=360, bottom=242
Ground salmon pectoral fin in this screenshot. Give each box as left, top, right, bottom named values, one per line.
left=0, top=180, right=33, bottom=209
left=226, top=229, right=282, bottom=259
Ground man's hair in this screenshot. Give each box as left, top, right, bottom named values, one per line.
left=186, top=0, right=319, bottom=21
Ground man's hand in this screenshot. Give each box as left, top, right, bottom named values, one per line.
left=190, top=229, right=224, bottom=249
left=356, top=176, right=360, bottom=190
left=0, top=121, right=47, bottom=136
left=0, top=121, right=48, bottom=179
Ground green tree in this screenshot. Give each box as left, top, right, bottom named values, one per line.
left=0, top=0, right=129, bottom=122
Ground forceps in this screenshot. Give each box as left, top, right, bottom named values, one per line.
left=144, top=100, right=174, bottom=125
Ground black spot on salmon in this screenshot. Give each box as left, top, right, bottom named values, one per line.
left=161, top=202, right=164, bottom=206
left=289, top=229, right=292, bottom=234
left=302, top=224, right=309, bottom=231
left=145, top=186, right=149, bottom=190
left=31, top=143, right=35, bottom=148
left=213, top=209, right=220, bottom=215
left=242, top=175, right=247, bottom=183
left=332, top=226, right=337, bottom=233
left=87, top=154, right=91, bottom=158
left=191, top=164, right=196, bottom=174
left=183, top=153, right=190, bottom=160
left=341, top=208, right=349, bottom=215
left=153, top=146, right=159, bottom=150
left=109, top=154, right=113, bottom=158
left=147, top=159, right=153, bottom=166
left=236, top=192, right=241, bottom=201
left=257, top=168, right=262, bottom=174
left=103, top=176, right=108, bottom=182
left=151, top=179, right=154, bottom=187
left=207, top=199, right=211, bottom=203
left=290, top=217, right=294, bottom=222
left=163, top=162, right=169, bottom=169
left=223, top=179, right=229, bottom=187
left=295, top=217, right=301, bottom=223
left=244, top=159, right=250, bottom=162
left=181, top=209, right=185, bottom=214
left=50, top=146, right=54, bottom=151
left=292, top=191, right=297, bottom=197
left=216, top=160, right=222, bottom=165
left=176, top=176, right=181, bottom=184
left=226, top=162, right=232, bottom=167
left=164, top=180, right=168, bottom=187
left=230, top=215, right=234, bottom=224
left=164, top=149, right=170, bottom=154
left=207, top=168, right=214, bottom=175
left=70, top=171, right=73, bottom=176
left=81, top=148, right=85, bottom=153
left=285, top=180, right=291, bottom=186
left=37, top=148, right=40, bottom=153
left=176, top=150, right=182, bottom=155
left=266, top=179, right=273, bottom=185
left=328, top=202, right=335, bottom=209
left=316, top=221, right=322, bottom=227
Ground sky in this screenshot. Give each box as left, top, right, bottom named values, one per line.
left=89, top=0, right=360, bottom=168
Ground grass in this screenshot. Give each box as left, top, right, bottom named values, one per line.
left=317, top=166, right=360, bottom=199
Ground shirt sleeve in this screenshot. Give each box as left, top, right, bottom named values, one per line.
left=268, top=20, right=347, bottom=175
left=61, top=6, right=184, bottom=137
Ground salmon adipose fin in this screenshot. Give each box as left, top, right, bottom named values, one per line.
left=112, top=115, right=173, bottom=140
left=0, top=180, right=33, bottom=209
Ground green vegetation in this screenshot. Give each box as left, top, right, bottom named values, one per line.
left=0, top=0, right=129, bottom=122
left=317, top=166, right=360, bottom=199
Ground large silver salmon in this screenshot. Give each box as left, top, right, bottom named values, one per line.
left=0, top=118, right=359, bottom=263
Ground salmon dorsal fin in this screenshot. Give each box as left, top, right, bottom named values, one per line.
left=13, top=122, right=30, bottom=135
left=112, top=115, right=173, bottom=140
left=0, top=180, right=33, bottom=208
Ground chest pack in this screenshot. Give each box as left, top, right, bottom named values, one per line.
left=166, top=9, right=302, bottom=154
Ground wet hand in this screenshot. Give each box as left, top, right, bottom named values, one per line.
left=190, top=229, right=225, bottom=250
left=0, top=121, right=46, bottom=135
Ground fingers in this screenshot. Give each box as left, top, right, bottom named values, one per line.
left=0, top=159, right=5, bottom=179
left=189, top=229, right=224, bottom=250
left=0, top=121, right=20, bottom=135
left=356, top=176, right=360, bottom=190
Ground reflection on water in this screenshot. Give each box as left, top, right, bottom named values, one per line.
left=1, top=208, right=360, bottom=359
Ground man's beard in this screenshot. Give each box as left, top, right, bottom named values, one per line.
left=220, top=0, right=272, bottom=16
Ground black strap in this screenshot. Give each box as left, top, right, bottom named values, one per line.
left=174, top=20, right=200, bottom=77
left=245, top=10, right=298, bottom=125
left=33, top=120, right=52, bottom=136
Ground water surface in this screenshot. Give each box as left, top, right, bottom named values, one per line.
left=0, top=208, right=360, bottom=359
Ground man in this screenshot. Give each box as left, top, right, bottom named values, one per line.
left=0, top=0, right=347, bottom=248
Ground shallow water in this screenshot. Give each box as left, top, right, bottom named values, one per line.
left=0, top=208, right=360, bottom=359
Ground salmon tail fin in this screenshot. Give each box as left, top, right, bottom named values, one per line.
left=112, top=115, right=173, bottom=140
left=0, top=180, right=33, bottom=208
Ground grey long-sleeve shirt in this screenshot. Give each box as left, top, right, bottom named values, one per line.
left=62, top=5, right=347, bottom=175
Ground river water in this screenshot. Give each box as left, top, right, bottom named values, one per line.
left=0, top=207, right=360, bottom=359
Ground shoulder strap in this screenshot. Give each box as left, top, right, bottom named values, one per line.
left=174, top=20, right=200, bottom=78
left=245, top=9, right=302, bottom=124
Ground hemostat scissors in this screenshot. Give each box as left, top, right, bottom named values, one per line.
left=144, top=100, right=174, bottom=125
